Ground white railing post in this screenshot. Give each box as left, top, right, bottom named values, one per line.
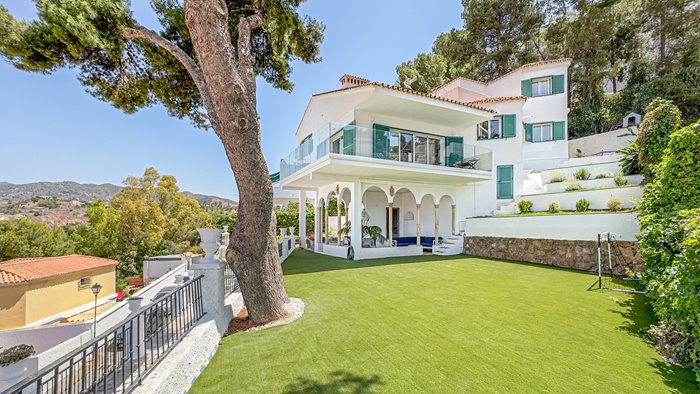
left=193, top=228, right=227, bottom=333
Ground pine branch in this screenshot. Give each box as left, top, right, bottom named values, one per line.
left=121, top=26, right=220, bottom=130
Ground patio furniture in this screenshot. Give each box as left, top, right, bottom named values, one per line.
left=453, top=158, right=479, bottom=169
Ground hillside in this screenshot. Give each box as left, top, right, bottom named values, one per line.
left=0, top=181, right=237, bottom=226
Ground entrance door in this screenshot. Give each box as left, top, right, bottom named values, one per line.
left=497, top=165, right=514, bottom=199
left=385, top=207, right=399, bottom=238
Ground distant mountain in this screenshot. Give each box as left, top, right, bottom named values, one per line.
left=0, top=181, right=122, bottom=202
left=0, top=181, right=237, bottom=225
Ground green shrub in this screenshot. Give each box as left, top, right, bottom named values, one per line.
left=575, top=199, right=590, bottom=212
left=637, top=122, right=700, bottom=380
left=517, top=200, right=533, bottom=214
left=613, top=173, right=628, bottom=186
left=574, top=168, right=590, bottom=180
left=595, top=171, right=614, bottom=179
left=549, top=170, right=566, bottom=183
left=636, top=98, right=681, bottom=180
left=0, top=344, right=35, bottom=367
left=548, top=201, right=560, bottom=213
left=564, top=182, right=584, bottom=192
left=607, top=198, right=624, bottom=211
left=618, top=142, right=642, bottom=176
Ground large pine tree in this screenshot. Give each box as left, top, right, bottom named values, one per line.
left=0, top=0, right=324, bottom=324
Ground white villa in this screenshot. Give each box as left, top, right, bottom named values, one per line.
left=277, top=58, right=640, bottom=260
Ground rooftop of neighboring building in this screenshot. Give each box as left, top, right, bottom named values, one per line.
left=0, top=255, right=118, bottom=285
left=430, top=58, right=573, bottom=95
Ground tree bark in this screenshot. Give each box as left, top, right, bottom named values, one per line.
left=175, top=0, right=288, bottom=323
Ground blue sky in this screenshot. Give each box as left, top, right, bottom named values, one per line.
left=0, top=1, right=463, bottom=201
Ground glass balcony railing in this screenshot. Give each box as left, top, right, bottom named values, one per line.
left=280, top=122, right=493, bottom=180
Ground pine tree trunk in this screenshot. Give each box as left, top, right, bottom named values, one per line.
left=184, top=0, right=289, bottom=323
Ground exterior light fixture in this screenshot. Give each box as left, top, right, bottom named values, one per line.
left=91, top=283, right=102, bottom=338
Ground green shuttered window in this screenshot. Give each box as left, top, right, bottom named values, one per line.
left=502, top=114, right=516, bottom=138
left=523, top=121, right=566, bottom=142
left=522, top=74, right=565, bottom=97
left=521, top=79, right=532, bottom=97
left=553, top=121, right=565, bottom=140
left=343, top=122, right=356, bottom=155
left=373, top=124, right=390, bottom=159
left=552, top=75, right=565, bottom=94
left=445, top=136, right=464, bottom=166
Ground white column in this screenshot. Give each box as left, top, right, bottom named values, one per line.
left=314, top=196, right=321, bottom=252
left=298, top=190, right=306, bottom=248
left=324, top=203, right=329, bottom=244
left=434, top=203, right=439, bottom=244
left=451, top=204, right=456, bottom=236
left=388, top=201, right=394, bottom=247
left=190, top=261, right=227, bottom=333
left=416, top=203, right=421, bottom=246
left=351, top=182, right=363, bottom=259
left=336, top=196, right=342, bottom=246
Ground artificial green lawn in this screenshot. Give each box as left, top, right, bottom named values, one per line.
left=191, top=250, right=698, bottom=393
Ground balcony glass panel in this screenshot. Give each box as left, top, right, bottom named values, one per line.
left=280, top=122, right=492, bottom=180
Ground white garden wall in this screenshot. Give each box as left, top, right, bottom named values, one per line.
left=521, top=186, right=641, bottom=211
left=568, top=128, right=636, bottom=157
left=464, top=212, right=639, bottom=241
left=544, top=175, right=642, bottom=193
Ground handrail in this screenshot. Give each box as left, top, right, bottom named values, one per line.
left=3, top=275, right=205, bottom=394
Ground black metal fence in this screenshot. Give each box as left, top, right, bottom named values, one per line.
left=5, top=275, right=205, bottom=394
left=223, top=264, right=238, bottom=296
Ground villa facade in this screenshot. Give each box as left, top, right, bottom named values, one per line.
left=279, top=59, right=575, bottom=260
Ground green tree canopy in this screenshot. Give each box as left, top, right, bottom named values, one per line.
left=636, top=98, right=682, bottom=180
left=76, top=168, right=212, bottom=276
left=0, top=0, right=323, bottom=128
left=0, top=218, right=74, bottom=261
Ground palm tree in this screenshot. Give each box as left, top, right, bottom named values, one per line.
left=338, top=221, right=387, bottom=247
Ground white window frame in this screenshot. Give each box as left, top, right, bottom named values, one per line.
left=478, top=117, right=502, bottom=140
left=531, top=77, right=552, bottom=97
left=532, top=123, right=553, bottom=142
left=78, top=276, right=92, bottom=289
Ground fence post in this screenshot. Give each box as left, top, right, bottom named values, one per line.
left=189, top=259, right=226, bottom=333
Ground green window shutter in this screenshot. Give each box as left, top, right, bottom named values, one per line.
left=553, top=121, right=566, bottom=140
left=524, top=123, right=533, bottom=142
left=496, top=165, right=514, bottom=199
left=373, top=124, right=389, bottom=159
left=521, top=79, right=532, bottom=97
left=343, top=121, right=356, bottom=155
left=502, top=115, right=516, bottom=138
left=552, top=75, right=565, bottom=94
left=445, top=136, right=464, bottom=166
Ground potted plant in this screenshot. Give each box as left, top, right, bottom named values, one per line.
left=0, top=344, right=35, bottom=382
left=338, top=221, right=387, bottom=247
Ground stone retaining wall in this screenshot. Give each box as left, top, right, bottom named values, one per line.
left=463, top=236, right=644, bottom=273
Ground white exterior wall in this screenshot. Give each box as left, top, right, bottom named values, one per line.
left=519, top=64, right=570, bottom=170
left=464, top=212, right=639, bottom=241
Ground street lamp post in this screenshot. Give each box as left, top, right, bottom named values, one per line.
left=91, top=283, right=102, bottom=338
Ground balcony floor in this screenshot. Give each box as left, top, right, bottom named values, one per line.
left=281, top=154, right=491, bottom=189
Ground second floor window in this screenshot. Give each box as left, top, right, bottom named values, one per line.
left=531, top=77, right=551, bottom=97
left=532, top=123, right=553, bottom=142
left=478, top=118, right=502, bottom=139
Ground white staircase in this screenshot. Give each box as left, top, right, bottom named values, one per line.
left=494, top=202, right=518, bottom=216
left=522, top=170, right=545, bottom=195
left=433, top=235, right=464, bottom=256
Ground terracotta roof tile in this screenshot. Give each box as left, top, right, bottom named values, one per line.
left=430, top=58, right=573, bottom=93
left=467, top=96, right=528, bottom=105
left=0, top=255, right=118, bottom=285
left=312, top=82, right=495, bottom=113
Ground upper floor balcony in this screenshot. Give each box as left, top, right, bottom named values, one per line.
left=280, top=122, right=493, bottom=188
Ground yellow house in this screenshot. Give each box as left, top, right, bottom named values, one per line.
left=0, top=255, right=117, bottom=330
